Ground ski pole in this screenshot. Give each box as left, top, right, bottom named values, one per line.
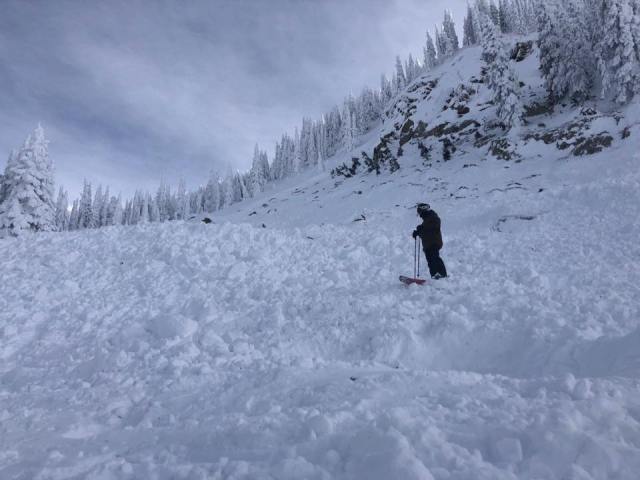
left=413, top=237, right=418, bottom=278
left=417, top=238, right=421, bottom=278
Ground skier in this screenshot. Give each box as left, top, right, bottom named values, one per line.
left=412, top=203, right=447, bottom=279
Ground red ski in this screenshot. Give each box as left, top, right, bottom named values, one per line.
left=399, top=275, right=426, bottom=286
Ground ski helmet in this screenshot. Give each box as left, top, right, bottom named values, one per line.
left=416, top=203, right=431, bottom=216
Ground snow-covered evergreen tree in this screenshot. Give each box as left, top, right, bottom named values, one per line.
left=0, top=125, right=56, bottom=236
left=463, top=5, right=478, bottom=46
left=498, top=0, right=513, bottom=33
left=68, top=199, right=79, bottom=230
left=78, top=180, right=94, bottom=229
left=175, top=179, right=189, bottom=219
left=203, top=173, right=220, bottom=213
left=489, top=0, right=500, bottom=25
left=442, top=10, right=460, bottom=55
left=112, top=195, right=123, bottom=226
left=424, top=32, right=438, bottom=70
left=249, top=145, right=270, bottom=195
left=340, top=101, right=355, bottom=152
left=480, top=13, right=522, bottom=128
left=54, top=187, right=69, bottom=231
left=597, top=0, right=639, bottom=104
left=93, top=185, right=104, bottom=228
left=394, top=56, right=406, bottom=92
left=435, top=26, right=446, bottom=60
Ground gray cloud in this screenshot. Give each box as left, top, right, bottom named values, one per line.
left=0, top=0, right=466, bottom=197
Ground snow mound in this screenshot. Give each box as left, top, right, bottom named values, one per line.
left=2, top=142, right=640, bottom=478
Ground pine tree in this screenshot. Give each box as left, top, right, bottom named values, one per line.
left=394, top=55, right=406, bottom=91
left=424, top=32, right=438, bottom=69
left=489, top=0, right=500, bottom=25
left=597, top=0, right=639, bottom=104
left=148, top=194, right=159, bottom=222
left=138, top=193, right=149, bottom=224
left=631, top=0, right=640, bottom=60
left=176, top=178, right=189, bottom=219
left=435, top=26, right=447, bottom=59
left=78, top=179, right=94, bottom=229
left=380, top=74, right=393, bottom=103
left=340, top=101, right=355, bottom=151
left=480, top=13, right=522, bottom=128
left=498, top=0, right=513, bottom=33
left=443, top=10, right=460, bottom=54
left=112, top=195, right=123, bottom=226
left=69, top=199, right=79, bottom=230
left=463, top=5, right=478, bottom=46
left=543, top=0, right=596, bottom=102
left=54, top=187, right=69, bottom=231
left=93, top=185, right=104, bottom=228
left=0, top=125, right=57, bottom=236
left=203, top=173, right=220, bottom=213
left=405, top=54, right=418, bottom=84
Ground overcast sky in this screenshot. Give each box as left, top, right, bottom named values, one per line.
left=0, top=0, right=466, bottom=197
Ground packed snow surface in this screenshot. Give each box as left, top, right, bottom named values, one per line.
left=2, top=139, right=640, bottom=477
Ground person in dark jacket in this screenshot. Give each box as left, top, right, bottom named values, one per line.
left=412, top=203, right=447, bottom=279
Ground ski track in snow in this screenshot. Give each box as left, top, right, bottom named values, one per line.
left=1, top=146, right=640, bottom=479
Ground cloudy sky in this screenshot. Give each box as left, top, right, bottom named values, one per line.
left=0, top=0, right=466, bottom=197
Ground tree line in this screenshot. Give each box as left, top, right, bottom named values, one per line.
left=2, top=0, right=639, bottom=236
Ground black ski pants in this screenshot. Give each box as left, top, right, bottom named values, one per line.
left=424, top=247, right=447, bottom=278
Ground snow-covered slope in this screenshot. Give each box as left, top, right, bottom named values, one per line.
left=2, top=41, right=640, bottom=479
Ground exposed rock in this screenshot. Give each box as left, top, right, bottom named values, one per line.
left=524, top=100, right=554, bottom=118
left=489, top=138, right=517, bottom=161
left=331, top=157, right=361, bottom=178
left=510, top=41, right=534, bottom=62
left=573, top=133, right=613, bottom=156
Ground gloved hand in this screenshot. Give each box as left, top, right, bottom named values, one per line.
left=412, top=230, right=418, bottom=239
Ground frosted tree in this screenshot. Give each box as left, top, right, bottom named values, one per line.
left=394, top=55, right=406, bottom=91
left=442, top=10, right=460, bottom=54
left=597, top=0, right=639, bottom=104
left=156, top=180, right=170, bottom=222
left=498, top=0, right=513, bottom=33
left=340, top=101, right=355, bottom=152
left=480, top=13, right=522, bottom=128
left=380, top=74, right=393, bottom=103
left=435, top=26, right=447, bottom=60
left=100, top=187, right=110, bottom=227
left=104, top=194, right=120, bottom=226
left=424, top=32, right=438, bottom=69
left=404, top=54, right=418, bottom=84
left=489, top=0, right=500, bottom=25
left=140, top=193, right=150, bottom=224
left=203, top=173, right=220, bottom=213
left=176, top=178, right=189, bottom=219
left=249, top=145, right=270, bottom=195
left=538, top=0, right=596, bottom=102
left=112, top=195, right=123, bottom=225
left=148, top=194, right=159, bottom=222
left=238, top=172, right=250, bottom=200
left=463, top=5, right=478, bottom=46
left=93, top=185, right=104, bottom=228
left=222, top=171, right=236, bottom=207
left=78, top=180, right=94, bottom=229
left=317, top=121, right=327, bottom=171
left=69, top=199, right=79, bottom=230
left=0, top=125, right=56, bottom=236
left=54, top=187, right=69, bottom=231
left=631, top=0, right=640, bottom=60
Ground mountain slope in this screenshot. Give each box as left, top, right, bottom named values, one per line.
left=2, top=39, right=640, bottom=479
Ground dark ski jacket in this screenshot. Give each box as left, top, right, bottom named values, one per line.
left=413, top=210, right=443, bottom=250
